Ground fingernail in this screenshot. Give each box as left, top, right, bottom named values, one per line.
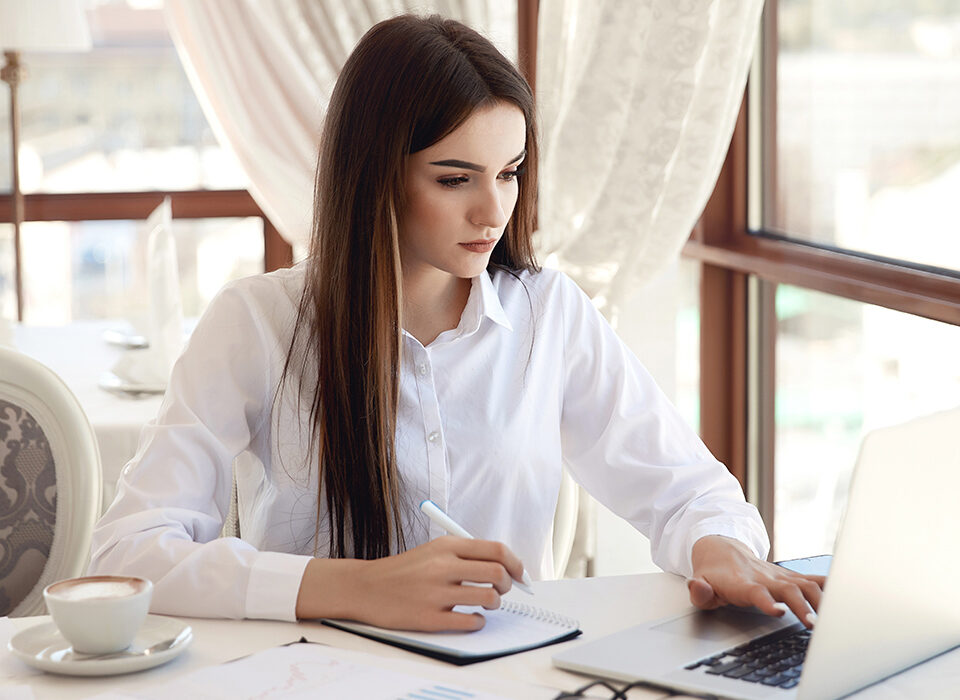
left=805, top=611, right=818, bottom=626
left=772, top=602, right=789, bottom=614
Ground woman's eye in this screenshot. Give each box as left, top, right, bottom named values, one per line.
left=438, top=176, right=469, bottom=189
left=499, top=167, right=524, bottom=182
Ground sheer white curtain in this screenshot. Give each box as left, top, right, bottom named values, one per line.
left=536, top=0, right=765, bottom=323
left=536, top=0, right=764, bottom=577
left=164, top=0, right=517, bottom=249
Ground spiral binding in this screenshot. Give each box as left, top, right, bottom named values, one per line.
left=500, top=600, right=579, bottom=630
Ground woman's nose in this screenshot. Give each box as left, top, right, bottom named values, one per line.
left=469, top=183, right=510, bottom=229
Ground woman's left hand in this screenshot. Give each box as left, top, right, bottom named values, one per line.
left=688, top=535, right=826, bottom=628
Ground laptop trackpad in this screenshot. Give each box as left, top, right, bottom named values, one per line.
left=652, top=607, right=786, bottom=642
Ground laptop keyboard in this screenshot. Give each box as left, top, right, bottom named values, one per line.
left=683, top=626, right=811, bottom=690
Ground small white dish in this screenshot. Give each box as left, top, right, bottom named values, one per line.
left=102, top=328, right=150, bottom=350
left=8, top=615, right=192, bottom=676
left=98, top=370, right=166, bottom=397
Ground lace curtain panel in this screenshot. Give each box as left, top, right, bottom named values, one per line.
left=536, top=0, right=764, bottom=322
left=164, top=0, right=517, bottom=249
left=166, top=0, right=762, bottom=297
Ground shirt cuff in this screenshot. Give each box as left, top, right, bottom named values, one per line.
left=244, top=551, right=313, bottom=621
left=683, top=521, right=771, bottom=579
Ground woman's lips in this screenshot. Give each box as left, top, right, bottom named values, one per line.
left=459, top=239, right=497, bottom=253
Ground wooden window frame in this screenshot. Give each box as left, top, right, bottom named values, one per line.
left=686, top=2, right=960, bottom=545
left=0, top=190, right=292, bottom=271
left=517, top=0, right=539, bottom=94
left=0, top=189, right=292, bottom=320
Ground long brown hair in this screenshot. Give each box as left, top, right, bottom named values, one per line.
left=281, top=14, right=539, bottom=560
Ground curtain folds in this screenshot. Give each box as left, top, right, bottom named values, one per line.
left=167, top=1, right=762, bottom=293
left=164, top=0, right=516, bottom=248
left=536, top=0, right=765, bottom=322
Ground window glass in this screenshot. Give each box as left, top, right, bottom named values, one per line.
left=774, top=284, right=960, bottom=559
left=0, top=224, right=13, bottom=320
left=0, top=82, right=9, bottom=193
left=614, top=257, right=701, bottom=432
left=770, top=2, right=960, bottom=272
left=676, top=256, right=701, bottom=433
left=20, top=217, right=263, bottom=324
left=2, top=1, right=247, bottom=195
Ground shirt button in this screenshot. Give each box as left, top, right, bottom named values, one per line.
left=427, top=431, right=441, bottom=444
left=417, top=363, right=428, bottom=376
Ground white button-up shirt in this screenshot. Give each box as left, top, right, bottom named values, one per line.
left=89, top=263, right=768, bottom=621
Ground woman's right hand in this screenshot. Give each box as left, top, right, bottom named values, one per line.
left=295, top=536, right=527, bottom=631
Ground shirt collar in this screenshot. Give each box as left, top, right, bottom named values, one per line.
left=473, top=270, right=514, bottom=332
left=402, top=271, right=515, bottom=347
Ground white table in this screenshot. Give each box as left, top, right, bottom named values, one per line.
left=11, top=321, right=167, bottom=510
left=4, top=574, right=960, bottom=700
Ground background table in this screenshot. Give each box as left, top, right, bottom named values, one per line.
left=4, top=574, right=960, bottom=700
left=11, top=321, right=167, bottom=510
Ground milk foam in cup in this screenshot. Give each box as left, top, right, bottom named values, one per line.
left=44, top=576, right=153, bottom=654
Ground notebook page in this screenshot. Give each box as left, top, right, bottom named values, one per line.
left=330, top=601, right=579, bottom=656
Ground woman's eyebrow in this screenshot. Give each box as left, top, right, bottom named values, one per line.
left=429, top=158, right=485, bottom=172
left=428, top=150, right=526, bottom=173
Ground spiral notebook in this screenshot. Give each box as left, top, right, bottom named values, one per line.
left=322, top=600, right=581, bottom=665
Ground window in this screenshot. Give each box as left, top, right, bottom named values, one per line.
left=1, top=0, right=289, bottom=323
left=774, top=285, right=960, bottom=558
left=685, top=0, right=960, bottom=559
left=1, top=4, right=246, bottom=195
left=772, top=1, right=960, bottom=272
left=19, top=217, right=263, bottom=324
left=0, top=223, right=13, bottom=318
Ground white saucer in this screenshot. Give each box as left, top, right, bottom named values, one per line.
left=98, top=370, right=167, bottom=397
left=102, top=328, right=150, bottom=350
left=8, top=615, right=192, bottom=676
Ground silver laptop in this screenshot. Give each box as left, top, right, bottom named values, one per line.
left=553, top=407, right=960, bottom=699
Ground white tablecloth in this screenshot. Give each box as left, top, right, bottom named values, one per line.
left=4, top=574, right=960, bottom=699
left=10, top=321, right=167, bottom=511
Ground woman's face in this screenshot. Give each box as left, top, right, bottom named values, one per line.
left=399, top=101, right=527, bottom=284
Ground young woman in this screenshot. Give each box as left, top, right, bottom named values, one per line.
left=90, top=14, right=823, bottom=632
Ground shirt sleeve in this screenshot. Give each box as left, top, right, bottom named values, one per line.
left=87, top=281, right=312, bottom=621
left=555, top=274, right=770, bottom=578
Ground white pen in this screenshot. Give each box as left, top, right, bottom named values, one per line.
left=419, top=499, right=534, bottom=595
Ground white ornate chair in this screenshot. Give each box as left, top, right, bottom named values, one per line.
left=0, top=346, right=102, bottom=616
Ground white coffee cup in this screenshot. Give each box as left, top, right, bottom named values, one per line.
left=43, top=575, right=153, bottom=654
